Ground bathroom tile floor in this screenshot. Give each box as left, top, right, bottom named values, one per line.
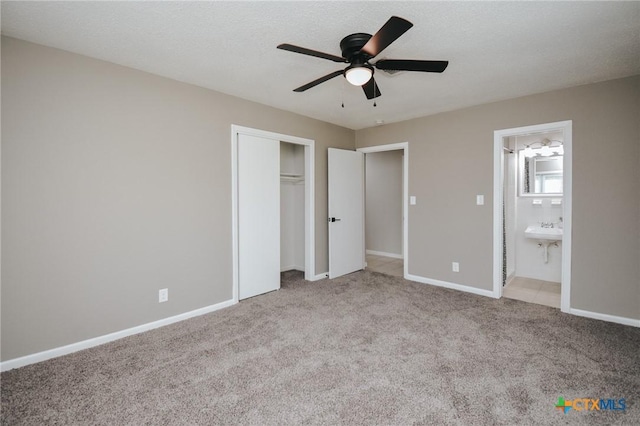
left=365, top=254, right=403, bottom=277
left=503, top=276, right=561, bottom=308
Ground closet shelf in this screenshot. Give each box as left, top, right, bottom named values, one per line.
left=280, top=173, right=304, bottom=183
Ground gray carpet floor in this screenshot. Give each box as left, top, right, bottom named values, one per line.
left=2, top=270, right=639, bottom=425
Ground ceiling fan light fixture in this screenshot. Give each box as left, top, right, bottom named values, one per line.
left=345, top=65, right=373, bottom=86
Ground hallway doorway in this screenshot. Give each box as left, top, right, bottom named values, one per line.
left=357, top=142, right=409, bottom=278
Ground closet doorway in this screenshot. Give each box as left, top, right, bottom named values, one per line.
left=280, top=142, right=306, bottom=274
left=231, top=125, right=315, bottom=302
left=357, top=143, right=409, bottom=278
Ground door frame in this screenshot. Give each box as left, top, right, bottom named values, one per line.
left=357, top=142, right=409, bottom=278
left=492, top=121, right=572, bottom=312
left=231, top=125, right=315, bottom=303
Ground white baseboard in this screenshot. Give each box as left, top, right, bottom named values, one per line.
left=569, top=308, right=640, bottom=328
left=366, top=250, right=403, bottom=259
left=310, top=272, right=328, bottom=281
left=406, top=274, right=496, bottom=298
left=0, top=298, right=237, bottom=372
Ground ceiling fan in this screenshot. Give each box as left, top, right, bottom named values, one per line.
left=277, top=16, right=449, bottom=100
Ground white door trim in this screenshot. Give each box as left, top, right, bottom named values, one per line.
left=493, top=121, right=572, bottom=312
left=357, top=142, right=409, bottom=279
left=231, top=125, right=315, bottom=303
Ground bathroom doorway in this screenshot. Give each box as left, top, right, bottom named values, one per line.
left=493, top=121, right=572, bottom=312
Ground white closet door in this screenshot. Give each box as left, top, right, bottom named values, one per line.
left=238, top=134, right=280, bottom=300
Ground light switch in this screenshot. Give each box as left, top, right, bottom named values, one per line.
left=410, top=196, right=417, bottom=205
left=476, top=195, right=484, bottom=205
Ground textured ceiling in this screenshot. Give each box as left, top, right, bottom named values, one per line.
left=2, top=1, right=639, bottom=130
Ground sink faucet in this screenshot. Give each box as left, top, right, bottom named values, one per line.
left=541, top=222, right=554, bottom=228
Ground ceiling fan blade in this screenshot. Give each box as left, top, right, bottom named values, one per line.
left=360, top=16, right=413, bottom=58
left=361, top=77, right=381, bottom=100
left=277, top=44, right=347, bottom=63
left=375, top=59, right=449, bottom=73
left=293, top=70, right=344, bottom=92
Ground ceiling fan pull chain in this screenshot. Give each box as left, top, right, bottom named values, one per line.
left=373, top=83, right=377, bottom=107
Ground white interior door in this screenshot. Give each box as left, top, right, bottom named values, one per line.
left=328, top=148, right=365, bottom=278
left=238, top=134, right=280, bottom=299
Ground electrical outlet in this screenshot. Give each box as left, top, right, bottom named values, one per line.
left=159, top=288, right=168, bottom=303
left=452, top=262, right=460, bottom=272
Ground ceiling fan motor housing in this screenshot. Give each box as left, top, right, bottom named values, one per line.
left=340, top=33, right=373, bottom=61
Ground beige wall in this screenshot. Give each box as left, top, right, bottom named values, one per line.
left=2, top=36, right=638, bottom=362
left=1, top=37, right=354, bottom=361
left=356, top=75, right=640, bottom=320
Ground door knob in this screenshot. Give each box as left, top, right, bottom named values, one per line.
left=329, top=217, right=341, bottom=222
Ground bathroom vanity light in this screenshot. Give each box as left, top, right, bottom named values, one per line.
left=539, top=144, right=553, bottom=157
left=523, top=138, right=563, bottom=158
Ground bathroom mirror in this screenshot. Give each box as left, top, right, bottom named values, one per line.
left=519, top=153, right=563, bottom=195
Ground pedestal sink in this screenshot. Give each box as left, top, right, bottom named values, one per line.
left=525, top=225, right=563, bottom=263
left=524, top=225, right=563, bottom=241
